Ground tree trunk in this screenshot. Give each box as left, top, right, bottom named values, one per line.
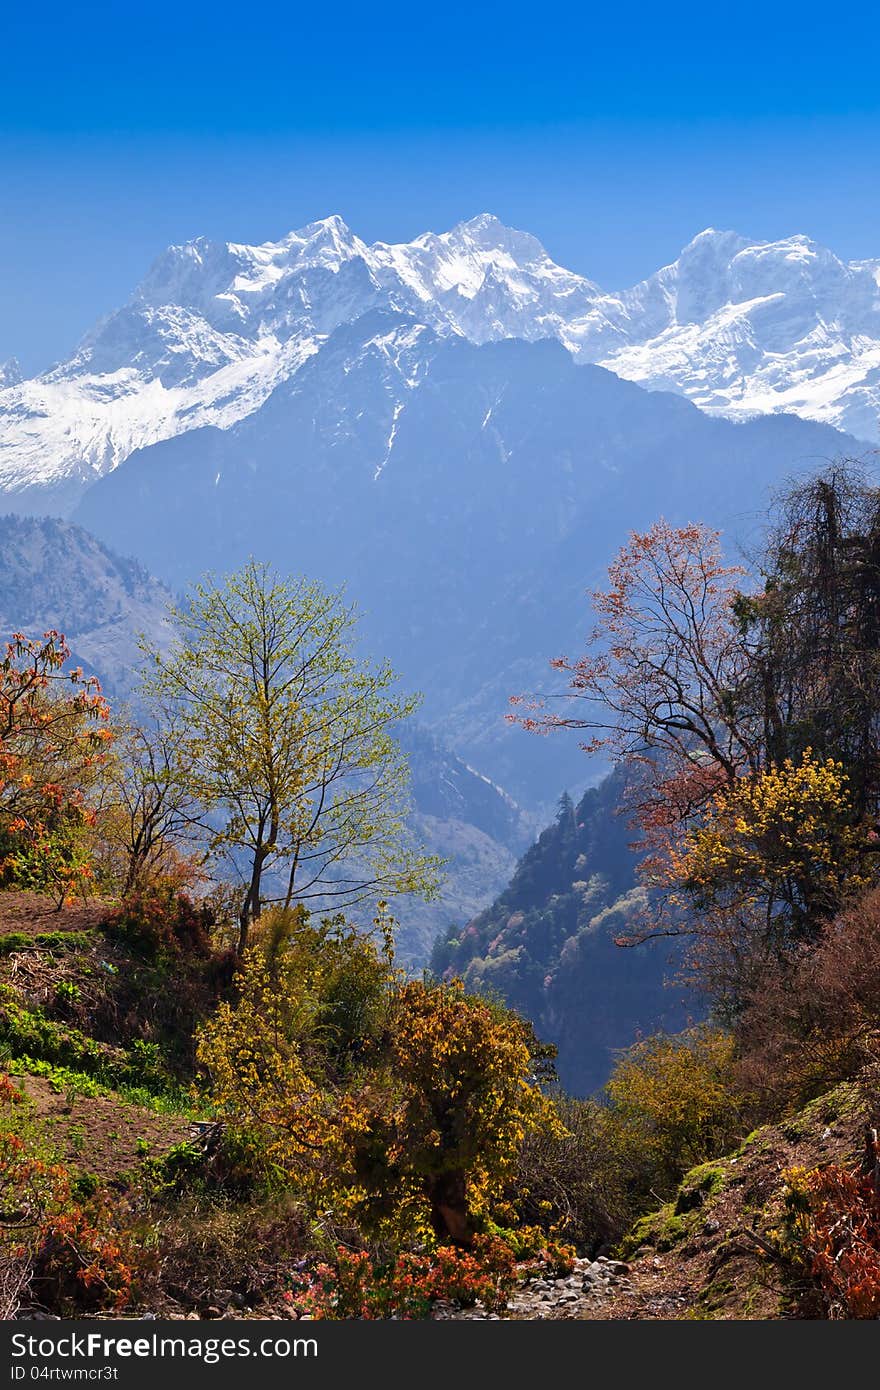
left=237, top=850, right=267, bottom=954
left=425, top=1171, right=472, bottom=1247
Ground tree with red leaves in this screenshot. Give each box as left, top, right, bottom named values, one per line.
left=511, top=470, right=880, bottom=968
left=509, top=519, right=758, bottom=840
left=0, top=631, right=112, bottom=904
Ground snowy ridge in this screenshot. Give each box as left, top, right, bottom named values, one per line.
left=0, top=358, right=22, bottom=389
left=2, top=214, right=879, bottom=508
left=588, top=230, right=880, bottom=441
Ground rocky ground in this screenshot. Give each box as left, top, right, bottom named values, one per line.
left=135, top=1257, right=636, bottom=1321
left=433, top=1256, right=635, bottom=1320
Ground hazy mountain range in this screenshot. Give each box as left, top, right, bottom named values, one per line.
left=0, top=215, right=872, bottom=803
left=69, top=323, right=862, bottom=805
left=1, top=213, right=872, bottom=1071
left=1, top=213, right=877, bottom=513
left=0, top=515, right=173, bottom=691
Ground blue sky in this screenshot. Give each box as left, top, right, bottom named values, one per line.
left=2, top=0, right=879, bottom=373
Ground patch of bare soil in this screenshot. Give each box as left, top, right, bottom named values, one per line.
left=0, top=890, right=110, bottom=938
left=22, top=1074, right=192, bottom=1180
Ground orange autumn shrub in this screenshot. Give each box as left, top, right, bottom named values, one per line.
left=288, top=1233, right=524, bottom=1319
left=0, top=1075, right=142, bottom=1316
left=0, top=631, right=112, bottom=907
left=782, top=1136, right=880, bottom=1319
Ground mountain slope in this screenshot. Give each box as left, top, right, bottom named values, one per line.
left=0, top=515, right=174, bottom=695
left=387, top=724, right=536, bottom=967
left=1, top=214, right=879, bottom=511
left=593, top=230, right=880, bottom=442
left=72, top=320, right=865, bottom=804
left=431, top=775, right=689, bottom=1095
left=0, top=212, right=595, bottom=508
left=594, top=1080, right=871, bottom=1320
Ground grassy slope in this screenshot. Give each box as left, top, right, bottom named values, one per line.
left=584, top=1082, right=867, bottom=1319
left=4, top=889, right=873, bottom=1320
left=0, top=890, right=199, bottom=1172
left=0, top=891, right=309, bottom=1321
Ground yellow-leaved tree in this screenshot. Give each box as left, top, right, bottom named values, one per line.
left=196, top=908, right=558, bottom=1244
left=605, top=1026, right=741, bottom=1190
left=666, top=750, right=872, bottom=954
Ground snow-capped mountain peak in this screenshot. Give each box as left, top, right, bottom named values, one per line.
left=434, top=211, right=553, bottom=264
left=587, top=228, right=880, bottom=437
left=0, top=358, right=22, bottom=389
left=133, top=215, right=368, bottom=321
left=1, top=213, right=879, bottom=511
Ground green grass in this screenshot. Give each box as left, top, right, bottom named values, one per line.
left=0, top=985, right=187, bottom=1101
left=7, top=1056, right=106, bottom=1097
left=619, top=1158, right=728, bottom=1257
left=0, top=930, right=95, bottom=956
left=619, top=1201, right=692, bottom=1256
left=117, top=1083, right=203, bottom=1119
left=7, top=1055, right=203, bottom=1121
left=674, top=1161, right=726, bottom=1214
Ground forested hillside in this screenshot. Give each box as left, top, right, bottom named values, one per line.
left=432, top=774, right=688, bottom=1093
left=0, top=467, right=878, bottom=1322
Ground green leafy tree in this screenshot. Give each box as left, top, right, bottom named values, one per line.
left=740, top=464, right=880, bottom=820
left=142, top=561, right=437, bottom=950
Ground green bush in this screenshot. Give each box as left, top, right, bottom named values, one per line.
left=0, top=986, right=119, bottom=1081
left=141, top=1141, right=207, bottom=1197
left=0, top=986, right=180, bottom=1097
left=0, top=933, right=30, bottom=955
left=2, top=823, right=94, bottom=905
left=70, top=1173, right=101, bottom=1200
left=605, top=1027, right=746, bottom=1194
left=7, top=1058, right=105, bottom=1098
